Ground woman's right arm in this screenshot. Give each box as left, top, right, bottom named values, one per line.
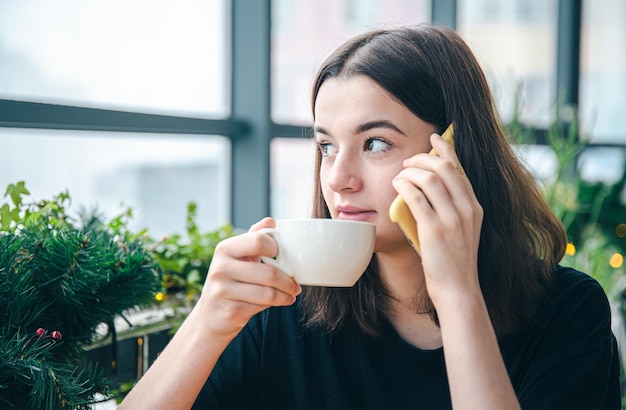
left=119, top=218, right=302, bottom=410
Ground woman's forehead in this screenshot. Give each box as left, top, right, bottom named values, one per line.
left=313, top=76, right=432, bottom=137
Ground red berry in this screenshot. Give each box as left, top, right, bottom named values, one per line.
left=50, top=330, right=62, bottom=341
left=35, top=328, right=45, bottom=337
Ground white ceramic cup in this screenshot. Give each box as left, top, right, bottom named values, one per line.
left=259, top=219, right=376, bottom=287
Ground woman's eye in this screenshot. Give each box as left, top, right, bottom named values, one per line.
left=364, top=138, right=391, bottom=153
left=318, top=142, right=337, bottom=157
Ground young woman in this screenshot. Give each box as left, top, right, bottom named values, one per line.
left=120, top=24, right=620, bottom=409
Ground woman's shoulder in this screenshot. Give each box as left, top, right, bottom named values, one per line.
left=552, top=264, right=606, bottom=291
left=527, top=265, right=613, bottom=341
left=550, top=265, right=611, bottom=314
left=501, top=267, right=621, bottom=408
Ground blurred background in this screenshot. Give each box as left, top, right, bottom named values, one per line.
left=1, top=1, right=625, bottom=405
left=0, top=0, right=624, bottom=237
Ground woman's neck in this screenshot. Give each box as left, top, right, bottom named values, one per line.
left=375, top=247, right=427, bottom=305
left=375, top=248, right=442, bottom=350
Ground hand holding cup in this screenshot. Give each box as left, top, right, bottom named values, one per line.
left=259, top=219, right=376, bottom=287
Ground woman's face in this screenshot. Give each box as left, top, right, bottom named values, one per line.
left=314, top=75, right=437, bottom=253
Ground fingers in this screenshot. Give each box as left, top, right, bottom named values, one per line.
left=200, top=224, right=302, bottom=335
left=209, top=258, right=301, bottom=305
left=405, top=134, right=464, bottom=178
left=249, top=217, right=276, bottom=232
left=392, top=173, right=459, bottom=251
left=220, top=226, right=278, bottom=261
left=200, top=274, right=298, bottom=337
left=392, top=132, right=482, bottom=249
left=429, top=132, right=455, bottom=158
left=210, top=227, right=300, bottom=295
left=390, top=133, right=484, bottom=306
left=395, top=164, right=475, bottom=222
left=206, top=218, right=302, bottom=305
left=402, top=133, right=475, bottom=200
left=203, top=261, right=300, bottom=336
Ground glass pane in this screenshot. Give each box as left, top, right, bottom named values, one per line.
left=512, top=144, right=559, bottom=184
left=270, top=137, right=316, bottom=220
left=578, top=148, right=626, bottom=185
left=579, top=0, right=626, bottom=143
left=0, top=0, right=229, bottom=118
left=513, top=145, right=626, bottom=191
left=0, top=128, right=231, bottom=238
left=458, top=0, right=558, bottom=127
left=271, top=0, right=431, bottom=124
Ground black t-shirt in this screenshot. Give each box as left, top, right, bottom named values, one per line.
left=194, top=266, right=621, bottom=409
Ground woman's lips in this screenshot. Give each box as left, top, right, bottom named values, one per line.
left=337, top=206, right=376, bottom=222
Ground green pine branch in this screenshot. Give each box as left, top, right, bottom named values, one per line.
left=0, top=182, right=163, bottom=408
left=0, top=329, right=110, bottom=409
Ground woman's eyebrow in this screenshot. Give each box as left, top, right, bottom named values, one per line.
left=313, top=125, right=329, bottom=136
left=313, top=120, right=406, bottom=137
left=355, top=120, right=406, bottom=135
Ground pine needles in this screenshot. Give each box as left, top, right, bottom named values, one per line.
left=0, top=183, right=162, bottom=409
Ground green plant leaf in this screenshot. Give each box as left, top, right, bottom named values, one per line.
left=0, top=203, right=20, bottom=230
left=3, top=181, right=30, bottom=207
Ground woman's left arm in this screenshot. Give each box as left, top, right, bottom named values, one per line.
left=435, top=285, right=521, bottom=409
left=393, top=132, right=520, bottom=409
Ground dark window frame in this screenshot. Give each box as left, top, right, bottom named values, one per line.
left=0, top=0, right=623, bottom=228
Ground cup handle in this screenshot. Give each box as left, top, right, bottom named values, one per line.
left=257, top=228, right=292, bottom=277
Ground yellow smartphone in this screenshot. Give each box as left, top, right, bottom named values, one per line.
left=389, top=124, right=456, bottom=254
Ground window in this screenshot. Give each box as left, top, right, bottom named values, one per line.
left=512, top=144, right=558, bottom=184
left=578, top=147, right=625, bottom=185
left=0, top=0, right=229, bottom=118
left=344, top=0, right=377, bottom=28
left=0, top=128, right=231, bottom=237
left=458, top=0, right=558, bottom=127
left=0, top=0, right=231, bottom=235
left=579, top=0, right=626, bottom=143
left=270, top=138, right=316, bottom=220
left=270, top=0, right=430, bottom=219
left=271, top=0, right=431, bottom=124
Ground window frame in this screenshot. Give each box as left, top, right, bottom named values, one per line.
left=0, top=0, right=623, bottom=230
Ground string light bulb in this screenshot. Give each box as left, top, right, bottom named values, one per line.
left=610, top=253, right=623, bottom=269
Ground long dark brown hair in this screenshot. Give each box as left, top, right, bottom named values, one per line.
left=302, top=24, right=567, bottom=337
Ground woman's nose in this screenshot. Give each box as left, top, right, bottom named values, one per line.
left=326, top=151, right=362, bottom=193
